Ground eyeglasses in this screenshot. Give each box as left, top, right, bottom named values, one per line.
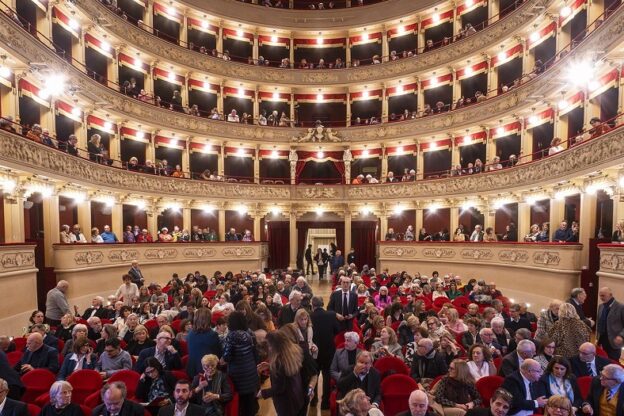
left=548, top=406, right=571, bottom=413
left=599, top=374, right=617, bottom=381
left=157, top=337, right=172, bottom=341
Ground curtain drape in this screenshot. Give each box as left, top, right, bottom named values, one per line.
left=267, top=221, right=290, bottom=270
left=332, top=161, right=345, bottom=181
left=351, top=221, right=377, bottom=269
left=295, top=160, right=306, bottom=182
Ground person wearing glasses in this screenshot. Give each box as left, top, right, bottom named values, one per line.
left=96, top=338, right=132, bottom=380
left=543, top=396, right=575, bottom=416
left=581, top=364, right=624, bottom=416
left=190, top=354, right=232, bottom=416
left=136, top=358, right=176, bottom=415
left=40, top=381, right=82, bottom=416
left=135, top=331, right=182, bottom=373
left=501, top=358, right=548, bottom=416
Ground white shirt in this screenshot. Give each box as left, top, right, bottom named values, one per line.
left=115, top=283, right=140, bottom=306
left=467, top=360, right=491, bottom=381
left=0, top=397, right=7, bottom=415
left=174, top=403, right=189, bottom=416
left=510, top=374, right=537, bottom=416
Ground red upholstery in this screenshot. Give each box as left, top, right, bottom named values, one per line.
left=430, top=375, right=444, bottom=390
left=178, top=340, right=188, bottom=356
left=108, top=370, right=140, bottom=398
left=493, top=357, right=502, bottom=371
left=357, top=297, right=367, bottom=307
left=6, top=351, right=22, bottom=366
left=577, top=376, right=592, bottom=400
left=373, top=356, right=410, bottom=379
left=433, top=297, right=451, bottom=308
left=13, top=337, right=27, bottom=351
left=596, top=346, right=609, bottom=358
left=380, top=374, right=418, bottom=416
left=84, top=390, right=102, bottom=408
left=203, top=290, right=217, bottom=300
left=475, top=376, right=504, bottom=404
left=211, top=312, right=224, bottom=326
left=143, top=320, right=158, bottom=332
left=171, top=370, right=189, bottom=380
left=390, top=321, right=402, bottom=332
left=334, top=332, right=346, bottom=347
left=80, top=405, right=92, bottom=416
left=224, top=377, right=239, bottom=416
left=26, top=404, right=40, bottom=416
left=329, top=389, right=338, bottom=416
left=21, top=369, right=56, bottom=404
left=181, top=355, right=189, bottom=368
left=66, top=370, right=104, bottom=403
left=280, top=295, right=288, bottom=306
left=452, top=296, right=471, bottom=309
left=34, top=392, right=50, bottom=407
left=170, top=320, right=182, bottom=333
left=530, top=322, right=537, bottom=332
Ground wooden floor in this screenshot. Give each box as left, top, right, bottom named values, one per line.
left=259, top=276, right=333, bottom=416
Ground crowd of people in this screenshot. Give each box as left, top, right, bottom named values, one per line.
left=383, top=220, right=582, bottom=244
left=59, top=225, right=254, bottom=244
left=2, top=259, right=624, bottom=416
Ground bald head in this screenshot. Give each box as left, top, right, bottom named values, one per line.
left=520, top=358, right=542, bottom=382
left=409, top=390, right=429, bottom=416
left=579, top=342, right=596, bottom=362
left=26, top=333, right=43, bottom=352
left=57, top=280, right=69, bottom=292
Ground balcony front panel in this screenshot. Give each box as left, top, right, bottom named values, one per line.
left=0, top=244, right=39, bottom=336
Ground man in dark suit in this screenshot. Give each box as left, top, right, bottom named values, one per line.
left=134, top=332, right=182, bottom=373
left=310, top=296, right=340, bottom=409
left=501, top=359, right=547, bottom=416
left=568, top=288, right=594, bottom=328
left=128, top=261, right=145, bottom=288
left=498, top=339, right=535, bottom=377
left=504, top=304, right=532, bottom=337
left=465, top=388, right=513, bottom=416
left=396, top=390, right=437, bottom=416
left=76, top=297, right=110, bottom=320
left=596, top=287, right=624, bottom=360
left=304, top=244, right=315, bottom=276
left=410, top=338, right=448, bottom=382
left=14, top=333, right=59, bottom=374
left=327, top=276, right=359, bottom=331
left=92, top=381, right=144, bottom=416
left=0, top=353, right=22, bottom=400
left=0, top=378, right=28, bottom=416
left=581, top=364, right=624, bottom=416
left=570, top=342, right=611, bottom=378
left=157, top=379, right=203, bottom=416
left=337, top=351, right=381, bottom=408
left=277, top=291, right=302, bottom=327
left=29, top=324, right=59, bottom=350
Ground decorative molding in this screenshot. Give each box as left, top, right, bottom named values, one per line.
left=498, top=250, right=529, bottom=263
left=144, top=248, right=178, bottom=259
left=600, top=252, right=624, bottom=271
left=182, top=247, right=217, bottom=258
left=422, top=248, right=456, bottom=258
left=296, top=187, right=339, bottom=199
left=460, top=248, right=493, bottom=260
left=381, top=247, right=417, bottom=257
left=107, top=250, right=140, bottom=262
left=74, top=251, right=104, bottom=265
left=292, top=126, right=344, bottom=142
left=533, top=251, right=560, bottom=265
left=0, top=251, right=35, bottom=269
left=222, top=246, right=256, bottom=257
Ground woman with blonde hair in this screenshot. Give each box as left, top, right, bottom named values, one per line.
left=190, top=354, right=232, bottom=416
left=294, top=308, right=318, bottom=358
left=613, top=220, right=624, bottom=242
left=127, top=324, right=154, bottom=358
left=433, top=359, right=482, bottom=415
left=543, top=395, right=574, bottom=416
left=259, top=331, right=306, bottom=416
left=370, top=326, right=403, bottom=360
left=363, top=315, right=385, bottom=350
left=548, top=303, right=591, bottom=359
left=445, top=308, right=468, bottom=336
left=337, top=388, right=384, bottom=416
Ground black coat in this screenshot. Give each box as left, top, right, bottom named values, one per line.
left=134, top=347, right=182, bottom=373
left=128, top=267, right=145, bottom=288
left=135, top=371, right=177, bottom=403
left=584, top=376, right=624, bottom=416
left=327, top=289, right=358, bottom=331
left=310, top=308, right=340, bottom=366
left=504, top=317, right=532, bottom=336
left=0, top=351, right=23, bottom=398
left=39, top=403, right=83, bottom=416
left=501, top=371, right=547, bottom=415
left=497, top=351, right=520, bottom=377
left=337, top=366, right=382, bottom=406
left=410, top=351, right=449, bottom=381
left=92, top=399, right=144, bottom=416
left=0, top=398, right=28, bottom=416
left=15, top=345, right=59, bottom=374
left=222, top=330, right=259, bottom=395
left=538, top=373, right=583, bottom=408
left=569, top=354, right=611, bottom=378
left=157, top=403, right=204, bottom=416
left=567, top=298, right=592, bottom=328
left=277, top=304, right=299, bottom=327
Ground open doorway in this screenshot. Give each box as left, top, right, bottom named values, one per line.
left=304, top=228, right=336, bottom=281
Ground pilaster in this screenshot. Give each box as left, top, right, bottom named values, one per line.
left=111, top=202, right=123, bottom=238
left=517, top=202, right=531, bottom=242
left=42, top=194, right=60, bottom=267
left=77, top=200, right=91, bottom=235
left=579, top=192, right=597, bottom=267
left=344, top=209, right=352, bottom=254
left=289, top=209, right=297, bottom=268
left=218, top=207, right=226, bottom=241
left=3, top=193, right=25, bottom=243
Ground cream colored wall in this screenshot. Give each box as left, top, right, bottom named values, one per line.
left=597, top=245, right=624, bottom=302
left=53, top=242, right=269, bottom=311
left=0, top=245, right=39, bottom=336
left=379, top=242, right=583, bottom=311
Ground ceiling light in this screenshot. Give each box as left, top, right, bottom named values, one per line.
left=236, top=205, right=247, bottom=215
left=170, top=138, right=178, bottom=146
left=317, top=150, right=324, bottom=158
left=558, top=99, right=569, bottom=110
left=270, top=206, right=281, bottom=215
left=271, top=35, right=278, bottom=43
left=203, top=143, right=211, bottom=152
left=168, top=72, right=176, bottom=81
left=202, top=204, right=215, bottom=214
left=466, top=0, right=474, bottom=6
left=569, top=61, right=595, bottom=85
left=237, top=147, right=245, bottom=156
left=496, top=126, right=505, bottom=135
left=361, top=206, right=371, bottom=215
left=362, top=90, right=369, bottom=99
left=362, top=149, right=370, bottom=157
left=201, top=21, right=209, bottom=29
left=497, top=51, right=506, bottom=61
left=273, top=91, right=279, bottom=100
left=362, top=32, right=369, bottom=41
left=203, top=81, right=210, bottom=89
left=463, top=135, right=471, bottom=145
left=136, top=131, right=144, bottom=139
left=44, top=74, right=65, bottom=96
left=38, top=89, right=50, bottom=99
left=526, top=196, right=536, bottom=205
left=397, top=25, right=405, bottom=34
left=465, top=66, right=473, bottom=76
left=396, top=145, right=404, bottom=154
left=560, top=6, right=571, bottom=17
left=271, top=150, right=279, bottom=158
left=0, top=66, right=10, bottom=78
left=588, top=80, right=600, bottom=91
left=317, top=93, right=323, bottom=101
left=134, top=57, right=142, bottom=67
left=430, top=142, right=438, bottom=150
left=236, top=28, right=243, bottom=37
left=528, top=115, right=539, bottom=125
left=396, top=84, right=404, bottom=94
left=238, top=87, right=245, bottom=97
left=461, top=201, right=474, bottom=210
left=71, top=107, right=81, bottom=117
left=393, top=204, right=404, bottom=215
left=167, top=6, right=176, bottom=15
left=101, top=41, right=111, bottom=51
left=40, top=187, right=53, bottom=199
left=432, top=13, right=440, bottom=23
left=430, top=77, right=438, bottom=87
left=427, top=203, right=439, bottom=213
left=317, top=37, right=323, bottom=45
left=68, top=19, right=80, bottom=30
left=104, top=121, right=113, bottom=130
left=315, top=206, right=324, bottom=216
left=530, top=31, right=540, bottom=42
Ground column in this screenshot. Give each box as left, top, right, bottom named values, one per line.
left=145, top=65, right=155, bottom=97
left=587, top=0, right=605, bottom=23
left=346, top=93, right=351, bottom=126
left=218, top=207, right=226, bottom=241
left=181, top=76, right=190, bottom=109
left=520, top=120, right=533, bottom=163
left=517, top=202, right=531, bottom=242
left=452, top=8, right=460, bottom=39
left=144, top=0, right=154, bottom=30
left=379, top=212, right=388, bottom=241
left=487, top=60, right=498, bottom=96
left=146, top=135, right=156, bottom=162
left=182, top=207, right=191, bottom=232
left=77, top=200, right=91, bottom=235
left=42, top=194, right=60, bottom=267
left=523, top=48, right=536, bottom=76
left=73, top=32, right=85, bottom=66
left=579, top=192, right=597, bottom=266
left=253, top=89, right=259, bottom=124
left=3, top=193, right=25, bottom=243
left=344, top=210, right=352, bottom=254
left=451, top=140, right=460, bottom=167
left=417, top=21, right=424, bottom=54
left=416, top=148, right=424, bottom=180
left=381, top=29, right=389, bottom=61
left=109, top=127, right=120, bottom=162
left=40, top=100, right=55, bottom=136
left=252, top=33, right=259, bottom=61
left=452, top=72, right=460, bottom=103
left=381, top=86, right=388, bottom=123
left=146, top=205, right=158, bottom=236
left=346, top=39, right=351, bottom=66
left=485, top=133, right=496, bottom=164
left=449, top=207, right=459, bottom=237
left=612, top=190, right=624, bottom=229
left=289, top=38, right=295, bottom=66
left=180, top=16, right=188, bottom=46
left=484, top=206, right=496, bottom=230
left=381, top=148, right=388, bottom=180
left=110, top=49, right=120, bottom=85
left=289, top=210, right=297, bottom=268
left=290, top=92, right=295, bottom=124
left=217, top=26, right=223, bottom=54
left=417, top=82, right=424, bottom=113
left=488, top=0, right=500, bottom=24
left=253, top=212, right=262, bottom=241
left=549, top=198, right=566, bottom=232
left=416, top=208, right=425, bottom=236
left=1, top=84, right=18, bottom=128
left=218, top=144, right=224, bottom=176
left=111, top=202, right=123, bottom=238
left=253, top=146, right=260, bottom=184
left=584, top=96, right=601, bottom=127
left=217, top=82, right=224, bottom=115
left=181, top=140, right=190, bottom=175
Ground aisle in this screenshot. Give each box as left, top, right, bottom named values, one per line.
left=258, top=278, right=334, bottom=416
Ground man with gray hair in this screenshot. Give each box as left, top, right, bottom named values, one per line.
left=331, top=332, right=362, bottom=383
left=93, top=381, right=144, bottom=416
left=45, top=280, right=70, bottom=326
left=396, top=389, right=431, bottom=416
left=0, top=378, right=27, bottom=416
left=277, top=290, right=302, bottom=327
left=568, top=287, right=594, bottom=328
left=498, top=339, right=535, bottom=377
left=597, top=286, right=624, bottom=360
left=75, top=296, right=109, bottom=320
left=501, top=359, right=547, bottom=416
left=410, top=338, right=448, bottom=384
left=582, top=364, right=624, bottom=416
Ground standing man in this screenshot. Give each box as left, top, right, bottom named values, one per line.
left=127, top=260, right=145, bottom=288
left=305, top=244, right=315, bottom=277
left=328, top=277, right=358, bottom=332
left=331, top=250, right=345, bottom=274
left=310, top=296, right=340, bottom=410
left=568, top=287, right=595, bottom=328
left=45, top=280, right=70, bottom=326
left=347, top=248, right=356, bottom=267
left=596, top=287, right=624, bottom=360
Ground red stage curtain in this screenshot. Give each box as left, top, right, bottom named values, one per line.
left=332, top=161, right=345, bottom=181
left=296, top=160, right=306, bottom=182
left=267, top=221, right=290, bottom=269
left=351, top=221, right=377, bottom=269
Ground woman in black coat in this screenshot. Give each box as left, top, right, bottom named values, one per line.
left=222, top=311, right=259, bottom=416
left=538, top=355, right=583, bottom=411
left=135, top=358, right=177, bottom=416
left=39, top=381, right=83, bottom=416
left=190, top=354, right=233, bottom=416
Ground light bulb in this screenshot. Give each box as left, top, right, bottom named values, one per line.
left=316, top=93, right=323, bottom=101
left=104, top=121, right=113, bottom=130
left=560, top=6, right=571, bottom=17
left=71, top=107, right=81, bottom=117
left=0, top=66, right=10, bottom=78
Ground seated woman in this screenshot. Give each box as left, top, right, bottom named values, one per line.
left=444, top=308, right=467, bottom=337
left=433, top=359, right=482, bottom=416
left=466, top=344, right=496, bottom=381
left=374, top=286, right=392, bottom=309
left=461, top=318, right=482, bottom=350
left=370, top=326, right=404, bottom=360
left=446, top=282, right=463, bottom=300
left=57, top=338, right=97, bottom=381
left=135, top=357, right=177, bottom=415
left=61, top=324, right=89, bottom=356
left=438, top=333, right=462, bottom=366
left=158, top=227, right=174, bottom=242
left=363, top=315, right=385, bottom=350
left=385, top=302, right=404, bottom=326
left=55, top=314, right=76, bottom=342
left=432, top=283, right=448, bottom=300
left=484, top=227, right=498, bottom=242
left=524, top=224, right=541, bottom=242
left=127, top=324, right=155, bottom=358
left=337, top=388, right=384, bottom=416
left=190, top=354, right=232, bottom=415
left=40, top=381, right=83, bottom=416
left=538, top=356, right=582, bottom=412
left=534, top=337, right=556, bottom=370
left=543, top=395, right=574, bottom=416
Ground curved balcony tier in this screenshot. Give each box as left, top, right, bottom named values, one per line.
left=77, top=0, right=549, bottom=86
left=1, top=126, right=622, bottom=203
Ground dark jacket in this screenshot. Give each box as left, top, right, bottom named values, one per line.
left=504, top=317, right=532, bottom=336
left=337, top=366, right=382, bottom=406
left=15, top=345, right=59, bottom=374
left=92, top=399, right=144, bottom=416
left=410, top=350, right=448, bottom=381
left=567, top=298, right=592, bottom=328
left=327, top=289, right=359, bottom=331
left=569, top=354, right=611, bottom=378
left=583, top=376, right=624, bottom=416
left=135, top=371, right=177, bottom=403
left=222, top=330, right=259, bottom=395
left=185, top=329, right=222, bottom=379
left=261, top=369, right=305, bottom=416
left=190, top=370, right=232, bottom=415
left=128, top=267, right=145, bottom=288
left=277, top=304, right=299, bottom=327
left=134, top=347, right=182, bottom=373
left=0, top=398, right=28, bottom=416
left=538, top=373, right=583, bottom=409
left=497, top=351, right=520, bottom=377
left=0, top=351, right=23, bottom=398
left=464, top=409, right=496, bottom=416
left=501, top=370, right=547, bottom=415
left=39, top=402, right=83, bottom=416
left=157, top=403, right=204, bottom=416
left=310, top=308, right=340, bottom=366
left=57, top=353, right=97, bottom=380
